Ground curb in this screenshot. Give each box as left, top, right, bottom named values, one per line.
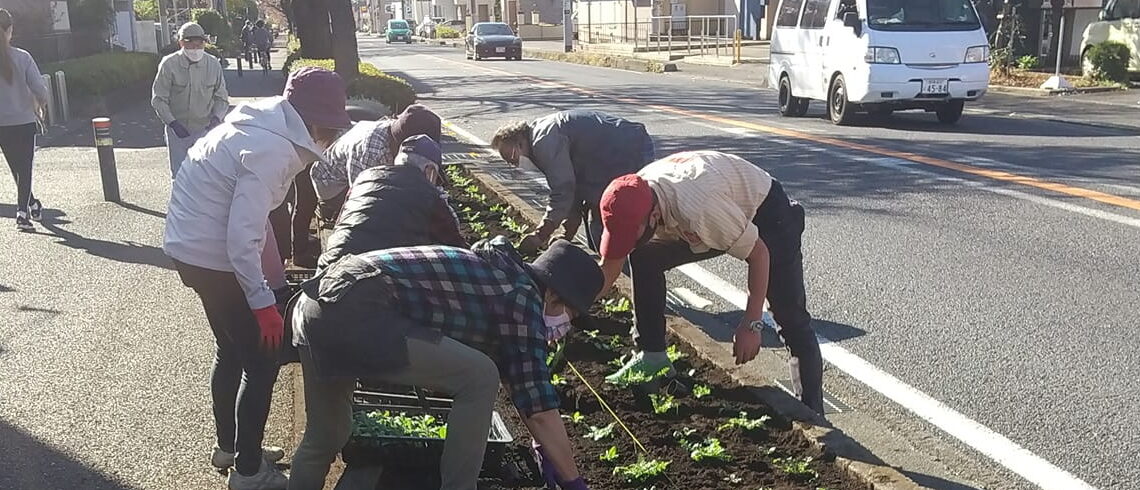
left=988, top=84, right=1128, bottom=97
left=454, top=140, right=922, bottom=490
left=523, top=48, right=677, bottom=73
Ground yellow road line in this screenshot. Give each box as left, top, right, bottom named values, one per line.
left=426, top=54, right=1140, bottom=213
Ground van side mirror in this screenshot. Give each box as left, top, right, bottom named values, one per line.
left=843, top=11, right=860, bottom=28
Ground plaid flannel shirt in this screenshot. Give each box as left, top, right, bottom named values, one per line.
left=357, top=245, right=557, bottom=417
left=311, top=119, right=396, bottom=200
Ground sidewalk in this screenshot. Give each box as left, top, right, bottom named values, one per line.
left=0, top=48, right=295, bottom=490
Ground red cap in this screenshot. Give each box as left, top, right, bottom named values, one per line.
left=599, top=174, right=654, bottom=259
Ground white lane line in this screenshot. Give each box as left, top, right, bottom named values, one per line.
left=441, top=117, right=1099, bottom=490
left=669, top=287, right=713, bottom=309
left=444, top=122, right=493, bottom=148
left=673, top=263, right=1097, bottom=490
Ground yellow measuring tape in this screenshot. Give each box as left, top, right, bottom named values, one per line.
left=566, top=361, right=649, bottom=455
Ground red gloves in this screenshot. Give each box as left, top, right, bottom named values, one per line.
left=252, top=306, right=284, bottom=351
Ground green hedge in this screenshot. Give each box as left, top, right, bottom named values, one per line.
left=437, top=25, right=461, bottom=39
left=41, top=52, right=160, bottom=99
left=1087, top=41, right=1131, bottom=83
left=288, top=58, right=417, bottom=114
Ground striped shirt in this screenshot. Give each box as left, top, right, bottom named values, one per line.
left=639, top=151, right=773, bottom=260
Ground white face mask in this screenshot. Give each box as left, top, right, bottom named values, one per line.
left=182, top=48, right=205, bottom=62
left=518, top=155, right=539, bottom=172
left=543, top=311, right=573, bottom=343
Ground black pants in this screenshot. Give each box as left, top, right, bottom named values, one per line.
left=174, top=260, right=280, bottom=475
left=628, top=180, right=824, bottom=412
left=292, top=163, right=319, bottom=257
left=0, top=123, right=38, bottom=214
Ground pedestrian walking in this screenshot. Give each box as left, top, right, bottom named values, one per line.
left=595, top=151, right=825, bottom=414
left=252, top=20, right=272, bottom=72
left=0, top=9, right=50, bottom=232
left=490, top=110, right=655, bottom=254
left=152, top=22, right=229, bottom=178
left=241, top=20, right=254, bottom=69
left=164, top=67, right=352, bottom=490
left=287, top=238, right=602, bottom=490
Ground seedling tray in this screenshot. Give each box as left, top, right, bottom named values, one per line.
left=353, top=387, right=454, bottom=411
left=342, top=406, right=514, bottom=472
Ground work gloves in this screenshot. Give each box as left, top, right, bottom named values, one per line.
left=252, top=305, right=284, bottom=351
left=168, top=120, right=191, bottom=139
left=531, top=442, right=590, bottom=490
left=518, top=232, right=547, bottom=255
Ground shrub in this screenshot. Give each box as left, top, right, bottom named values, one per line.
left=989, top=46, right=1013, bottom=75
left=436, top=25, right=461, bottom=39
left=41, top=52, right=160, bottom=99
left=1086, top=41, right=1131, bottom=83
left=1015, top=55, right=1040, bottom=70
left=192, top=9, right=237, bottom=54
left=288, top=58, right=417, bottom=114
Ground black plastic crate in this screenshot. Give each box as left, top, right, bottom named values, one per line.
left=353, top=386, right=454, bottom=411
left=342, top=407, right=513, bottom=471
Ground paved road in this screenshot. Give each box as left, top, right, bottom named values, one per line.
left=360, top=36, right=1140, bottom=490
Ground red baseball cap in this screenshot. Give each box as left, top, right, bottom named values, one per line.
left=599, top=174, right=654, bottom=259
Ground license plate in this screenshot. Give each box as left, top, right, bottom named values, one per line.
left=922, top=79, right=948, bottom=94
left=495, top=47, right=506, bottom=53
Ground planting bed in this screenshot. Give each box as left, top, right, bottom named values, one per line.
left=419, top=164, right=870, bottom=490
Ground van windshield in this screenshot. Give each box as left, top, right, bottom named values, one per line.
left=867, top=0, right=981, bottom=31
left=389, top=21, right=408, bottom=30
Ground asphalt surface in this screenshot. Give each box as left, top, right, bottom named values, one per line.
left=360, top=36, right=1140, bottom=489
left=0, top=54, right=296, bottom=489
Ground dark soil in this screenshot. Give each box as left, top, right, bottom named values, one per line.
left=358, top=167, right=868, bottom=489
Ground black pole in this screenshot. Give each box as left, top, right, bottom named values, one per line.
left=92, top=118, right=121, bottom=203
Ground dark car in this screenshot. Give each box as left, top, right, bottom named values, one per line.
left=466, top=22, right=522, bottom=61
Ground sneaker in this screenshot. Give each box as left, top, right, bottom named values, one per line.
left=28, top=200, right=43, bottom=222
left=211, top=446, right=286, bottom=469
left=226, top=458, right=287, bottom=490
left=15, top=212, right=33, bottom=232
left=604, top=351, right=674, bottom=385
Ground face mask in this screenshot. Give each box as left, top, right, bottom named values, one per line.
left=518, top=155, right=539, bottom=172
left=544, top=311, right=573, bottom=343
left=182, top=48, right=205, bottom=62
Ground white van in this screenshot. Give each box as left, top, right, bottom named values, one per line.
left=769, top=0, right=991, bottom=125
left=1080, top=0, right=1140, bottom=77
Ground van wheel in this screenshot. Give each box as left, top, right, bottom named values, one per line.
left=828, top=75, right=854, bottom=125
left=778, top=76, right=808, bottom=117
left=936, top=100, right=965, bottom=124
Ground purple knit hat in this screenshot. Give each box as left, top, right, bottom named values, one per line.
left=390, top=104, right=442, bottom=144
left=284, top=67, right=352, bottom=129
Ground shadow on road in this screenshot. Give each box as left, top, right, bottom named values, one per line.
left=0, top=284, right=13, bottom=293
left=0, top=419, right=138, bottom=490
left=0, top=205, right=173, bottom=271
left=116, top=201, right=167, bottom=220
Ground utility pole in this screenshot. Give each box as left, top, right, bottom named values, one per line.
left=158, top=0, right=171, bottom=46
left=562, top=0, right=571, bottom=52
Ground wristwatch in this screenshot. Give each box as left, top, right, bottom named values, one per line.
left=747, top=319, right=765, bottom=333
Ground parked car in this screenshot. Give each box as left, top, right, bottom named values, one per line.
left=1079, top=0, right=1140, bottom=78
left=466, top=22, right=522, bottom=61
left=386, top=19, right=412, bottom=44
left=769, top=0, right=990, bottom=125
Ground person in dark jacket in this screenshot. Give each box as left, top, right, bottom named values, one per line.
left=318, top=134, right=466, bottom=269
left=490, top=110, right=655, bottom=254
left=287, top=238, right=602, bottom=490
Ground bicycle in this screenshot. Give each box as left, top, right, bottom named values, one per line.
left=258, top=48, right=271, bottom=75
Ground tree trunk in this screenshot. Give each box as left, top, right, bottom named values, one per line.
left=329, top=0, right=360, bottom=78
left=293, top=0, right=334, bottom=58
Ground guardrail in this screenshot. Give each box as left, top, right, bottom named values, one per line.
left=578, top=15, right=739, bottom=60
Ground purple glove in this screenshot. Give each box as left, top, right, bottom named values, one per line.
left=531, top=441, right=559, bottom=490
left=560, top=477, right=588, bottom=490
left=168, top=120, right=191, bottom=138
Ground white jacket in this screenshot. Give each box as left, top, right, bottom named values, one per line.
left=164, top=97, right=325, bottom=309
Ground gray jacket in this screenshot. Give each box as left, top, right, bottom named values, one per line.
left=164, top=97, right=325, bottom=310
left=151, top=51, right=229, bottom=133
left=529, top=110, right=652, bottom=235
left=0, top=47, right=49, bottom=126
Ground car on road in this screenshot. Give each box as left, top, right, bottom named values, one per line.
left=769, top=0, right=990, bottom=125
left=466, top=22, right=523, bottom=61
left=387, top=19, right=412, bottom=44
left=1079, top=0, right=1140, bottom=78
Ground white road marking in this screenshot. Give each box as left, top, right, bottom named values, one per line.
left=669, top=287, right=713, bottom=309
left=673, top=263, right=1097, bottom=490
left=441, top=116, right=1101, bottom=490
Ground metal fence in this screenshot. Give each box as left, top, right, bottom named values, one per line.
left=12, top=32, right=110, bottom=64
left=579, top=14, right=738, bottom=57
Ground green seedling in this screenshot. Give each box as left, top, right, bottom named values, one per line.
left=722, top=473, right=743, bottom=484
left=672, top=427, right=697, bottom=441
left=688, top=438, right=731, bottom=463
left=561, top=411, right=585, bottom=424
left=546, top=340, right=565, bottom=369
left=500, top=215, right=529, bottom=234
left=584, top=422, right=616, bottom=441
left=489, top=204, right=507, bottom=214
left=468, top=221, right=490, bottom=239
left=599, top=446, right=620, bottom=463
left=607, top=335, right=624, bottom=351
left=648, top=393, right=679, bottom=415
left=600, top=297, right=632, bottom=314
left=550, top=373, right=568, bottom=386
left=763, top=446, right=777, bottom=456
left=608, top=353, right=630, bottom=369
left=773, top=456, right=818, bottom=481
left=612, top=458, right=671, bottom=484
left=351, top=410, right=448, bottom=439
left=692, top=384, right=712, bottom=399
left=606, top=366, right=672, bottom=389
left=666, top=344, right=686, bottom=363
left=718, top=411, right=771, bottom=432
